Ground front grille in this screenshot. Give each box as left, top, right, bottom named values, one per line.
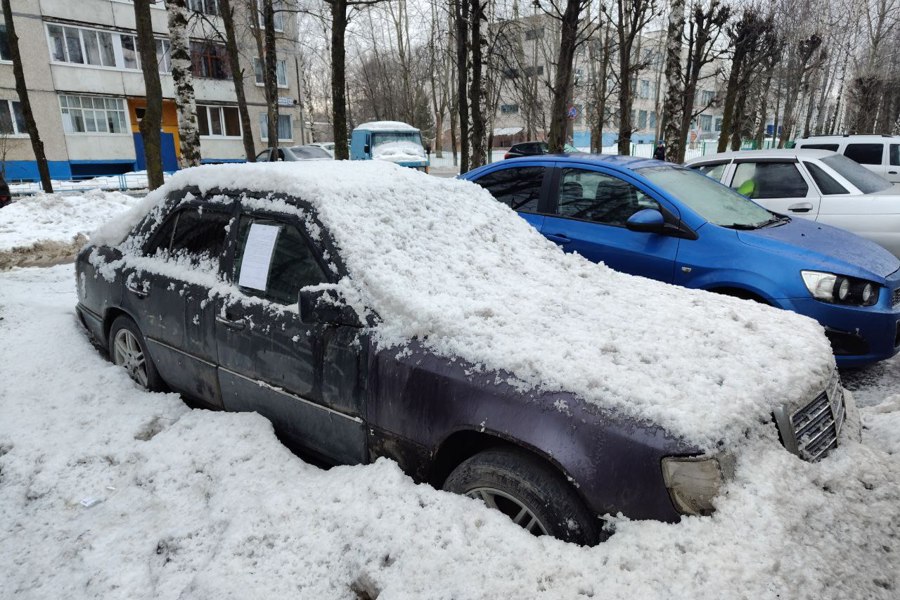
left=893, top=287, right=900, bottom=307
left=774, top=371, right=845, bottom=461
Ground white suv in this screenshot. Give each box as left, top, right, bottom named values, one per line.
left=793, top=134, right=900, bottom=183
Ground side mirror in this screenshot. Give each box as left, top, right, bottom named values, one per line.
left=299, top=287, right=362, bottom=327
left=626, top=208, right=667, bottom=234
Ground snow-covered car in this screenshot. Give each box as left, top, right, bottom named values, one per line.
left=685, top=149, right=900, bottom=257
left=75, top=162, right=858, bottom=545
left=307, top=142, right=336, bottom=158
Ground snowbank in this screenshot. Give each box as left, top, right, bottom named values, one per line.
left=0, top=265, right=898, bottom=599
left=0, top=190, right=140, bottom=263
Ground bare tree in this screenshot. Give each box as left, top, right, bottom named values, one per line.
left=134, top=0, right=164, bottom=189
left=661, top=0, right=686, bottom=161
left=219, top=0, right=256, bottom=160
left=167, top=0, right=202, bottom=168
left=1, top=0, right=52, bottom=192
left=545, top=0, right=593, bottom=153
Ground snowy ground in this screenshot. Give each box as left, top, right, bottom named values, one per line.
left=1, top=187, right=899, bottom=599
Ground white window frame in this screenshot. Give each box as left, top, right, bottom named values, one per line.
left=197, top=104, right=243, bottom=138
left=253, top=58, right=288, bottom=88
left=45, top=23, right=141, bottom=71
left=257, top=0, right=286, bottom=32
left=0, top=99, right=27, bottom=136
left=0, top=20, right=12, bottom=63
left=155, top=38, right=172, bottom=74
left=58, top=95, right=130, bottom=136
left=188, top=0, right=220, bottom=16
left=259, top=113, right=292, bottom=142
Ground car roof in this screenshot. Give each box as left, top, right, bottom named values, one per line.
left=500, top=153, right=662, bottom=171
left=684, top=148, right=836, bottom=164
left=796, top=134, right=900, bottom=141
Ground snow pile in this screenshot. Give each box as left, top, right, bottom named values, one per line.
left=372, top=140, right=426, bottom=162
left=95, top=162, right=835, bottom=449
left=8, top=170, right=170, bottom=195
left=0, top=190, right=140, bottom=269
left=0, top=265, right=898, bottom=599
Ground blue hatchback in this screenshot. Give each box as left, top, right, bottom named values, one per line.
left=462, top=155, right=900, bottom=366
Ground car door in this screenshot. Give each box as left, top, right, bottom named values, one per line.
left=471, top=164, right=550, bottom=231
left=123, top=197, right=232, bottom=407
left=215, top=206, right=367, bottom=465
left=540, top=166, right=679, bottom=282
left=888, top=143, right=900, bottom=183
left=728, top=159, right=821, bottom=218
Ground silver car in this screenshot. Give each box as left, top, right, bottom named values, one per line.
left=686, top=149, right=900, bottom=257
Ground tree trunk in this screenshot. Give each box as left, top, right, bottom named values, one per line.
left=330, top=0, right=349, bottom=159
left=220, top=0, right=255, bottom=160
left=262, top=0, right=279, bottom=148
left=616, top=0, right=634, bottom=156
left=468, top=0, right=487, bottom=168
left=717, top=55, right=742, bottom=152
left=167, top=0, right=201, bottom=168
left=661, top=0, right=685, bottom=162
left=2, top=0, right=52, bottom=192
left=133, top=0, right=164, bottom=190
left=454, top=0, right=470, bottom=172
left=547, top=0, right=582, bottom=153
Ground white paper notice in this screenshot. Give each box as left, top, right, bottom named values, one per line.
left=238, top=224, right=280, bottom=291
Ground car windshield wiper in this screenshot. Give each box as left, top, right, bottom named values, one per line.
left=721, top=222, right=760, bottom=230
left=758, top=215, right=791, bottom=228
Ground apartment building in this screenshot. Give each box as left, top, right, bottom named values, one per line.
left=0, top=0, right=303, bottom=181
left=490, top=15, right=725, bottom=148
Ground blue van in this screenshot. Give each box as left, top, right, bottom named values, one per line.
left=350, top=121, right=429, bottom=171
left=462, top=154, right=900, bottom=366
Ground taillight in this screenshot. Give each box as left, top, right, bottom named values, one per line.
left=503, top=153, right=511, bottom=159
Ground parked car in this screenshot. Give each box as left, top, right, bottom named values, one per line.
left=307, top=142, right=336, bottom=158
left=792, top=134, right=900, bottom=183
left=0, top=174, right=10, bottom=208
left=76, top=162, right=856, bottom=545
left=462, top=154, right=900, bottom=367
left=503, top=141, right=579, bottom=160
left=685, top=149, right=900, bottom=257
left=255, top=145, right=333, bottom=162
left=350, top=121, right=429, bottom=171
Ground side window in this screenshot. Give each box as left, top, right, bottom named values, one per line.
left=731, top=162, right=809, bottom=199
left=255, top=150, right=270, bottom=162
left=556, top=168, right=660, bottom=227
left=475, top=166, right=545, bottom=212
left=798, top=143, right=839, bottom=151
left=890, top=144, right=900, bottom=167
left=691, top=162, right=728, bottom=181
left=147, top=207, right=230, bottom=264
left=234, top=217, right=327, bottom=305
left=804, top=162, right=848, bottom=195
left=844, top=144, right=883, bottom=165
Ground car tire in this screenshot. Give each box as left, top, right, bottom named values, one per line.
left=443, top=447, right=602, bottom=545
left=108, top=315, right=165, bottom=392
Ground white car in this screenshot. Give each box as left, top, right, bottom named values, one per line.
left=793, top=134, right=900, bottom=183
left=685, top=149, right=900, bottom=257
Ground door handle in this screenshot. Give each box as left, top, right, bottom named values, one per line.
left=787, top=202, right=814, bottom=213
left=125, top=281, right=149, bottom=298
left=216, top=315, right=246, bottom=331
left=545, top=233, right=572, bottom=245
left=889, top=170, right=897, bottom=174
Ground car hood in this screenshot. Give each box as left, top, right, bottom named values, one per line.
left=736, top=217, right=900, bottom=280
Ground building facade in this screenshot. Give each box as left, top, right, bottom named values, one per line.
left=1, top=0, right=303, bottom=181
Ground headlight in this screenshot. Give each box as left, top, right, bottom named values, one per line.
left=800, top=271, right=878, bottom=306
left=661, top=453, right=733, bottom=516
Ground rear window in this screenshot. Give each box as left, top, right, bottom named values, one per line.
left=821, top=154, right=892, bottom=193
left=844, top=143, right=884, bottom=165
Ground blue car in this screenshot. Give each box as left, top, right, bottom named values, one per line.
left=462, top=155, right=900, bottom=367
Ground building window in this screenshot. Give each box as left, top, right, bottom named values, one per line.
left=188, top=0, right=219, bottom=15
left=524, top=27, right=544, bottom=41
left=59, top=95, right=128, bottom=134
left=639, top=79, right=650, bottom=99
left=523, top=65, right=543, bottom=77
left=0, top=99, right=26, bottom=135
left=649, top=111, right=657, bottom=129
left=155, top=38, right=172, bottom=74
left=197, top=105, right=242, bottom=137
left=257, top=0, right=286, bottom=32
left=698, top=114, right=712, bottom=132
left=714, top=117, right=722, bottom=132
left=47, top=24, right=139, bottom=70
left=190, top=41, right=230, bottom=79
left=0, top=21, right=12, bottom=61
left=259, top=113, right=292, bottom=142
left=500, top=104, right=519, bottom=114
left=638, top=110, right=648, bottom=130
left=700, top=90, right=716, bottom=106
left=254, top=58, right=288, bottom=88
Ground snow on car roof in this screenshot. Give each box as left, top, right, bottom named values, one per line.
left=354, top=121, right=420, bottom=132
left=104, top=162, right=834, bottom=449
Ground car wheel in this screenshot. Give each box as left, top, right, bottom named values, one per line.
left=108, top=316, right=165, bottom=392
left=443, top=447, right=602, bottom=545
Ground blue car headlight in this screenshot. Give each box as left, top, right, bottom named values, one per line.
left=801, top=270, right=878, bottom=306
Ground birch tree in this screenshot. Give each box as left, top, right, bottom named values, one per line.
left=167, top=0, right=202, bottom=168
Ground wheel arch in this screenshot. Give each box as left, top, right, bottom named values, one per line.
left=706, top=285, right=772, bottom=305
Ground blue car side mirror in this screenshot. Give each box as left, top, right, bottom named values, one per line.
left=626, top=209, right=667, bottom=234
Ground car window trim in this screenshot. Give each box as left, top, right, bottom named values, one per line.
left=733, top=156, right=799, bottom=164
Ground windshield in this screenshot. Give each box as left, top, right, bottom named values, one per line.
left=373, top=131, right=423, bottom=146
left=820, top=154, right=892, bottom=193
left=288, top=145, right=332, bottom=159
left=638, top=166, right=776, bottom=228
